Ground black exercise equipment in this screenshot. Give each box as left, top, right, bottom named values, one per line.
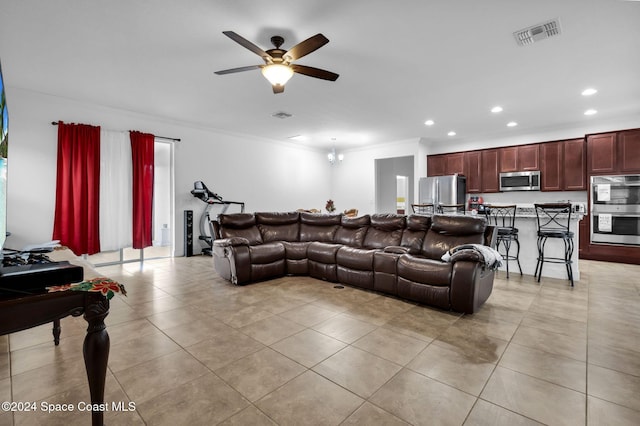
left=190, top=181, right=245, bottom=255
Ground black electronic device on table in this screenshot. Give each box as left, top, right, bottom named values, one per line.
left=0, top=251, right=84, bottom=296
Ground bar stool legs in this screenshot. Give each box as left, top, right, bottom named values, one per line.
left=484, top=205, right=522, bottom=280
left=498, top=234, right=523, bottom=279
left=534, top=234, right=574, bottom=286
left=534, top=203, right=575, bottom=287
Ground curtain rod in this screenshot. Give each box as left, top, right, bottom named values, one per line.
left=51, top=121, right=181, bottom=142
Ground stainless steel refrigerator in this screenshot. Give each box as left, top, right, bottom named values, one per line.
left=418, top=174, right=467, bottom=207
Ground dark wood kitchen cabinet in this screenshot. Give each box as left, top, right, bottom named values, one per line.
left=427, top=154, right=445, bottom=176
left=587, top=129, right=640, bottom=175
left=481, top=149, right=500, bottom=192
left=618, top=129, right=640, bottom=173
left=563, top=138, right=586, bottom=190
left=499, top=147, right=518, bottom=172
left=587, top=133, right=617, bottom=174
left=518, top=144, right=540, bottom=171
left=465, top=151, right=482, bottom=193
left=540, top=138, right=586, bottom=191
left=499, top=144, right=539, bottom=172
left=426, top=154, right=448, bottom=176
left=445, top=152, right=465, bottom=175
left=540, top=141, right=563, bottom=191
left=427, top=152, right=465, bottom=176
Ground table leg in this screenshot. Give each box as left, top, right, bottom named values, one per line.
left=53, top=319, right=61, bottom=345
left=83, top=293, right=110, bottom=426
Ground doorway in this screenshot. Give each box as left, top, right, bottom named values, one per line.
left=396, top=175, right=409, bottom=214
left=375, top=156, right=414, bottom=214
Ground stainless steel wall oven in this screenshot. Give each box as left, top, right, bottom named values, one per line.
left=591, top=175, right=640, bottom=246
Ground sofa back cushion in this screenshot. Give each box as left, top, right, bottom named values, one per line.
left=219, top=213, right=263, bottom=245
left=401, top=214, right=432, bottom=253
left=421, top=215, right=487, bottom=259
left=335, top=215, right=370, bottom=247
left=300, top=213, right=341, bottom=242
left=256, top=212, right=300, bottom=243
left=363, top=214, right=406, bottom=249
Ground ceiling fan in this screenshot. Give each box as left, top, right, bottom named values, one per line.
left=214, top=31, right=339, bottom=94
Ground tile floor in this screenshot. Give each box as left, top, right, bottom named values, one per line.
left=1, top=256, right=640, bottom=425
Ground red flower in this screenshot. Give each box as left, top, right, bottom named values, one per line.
left=89, top=279, right=122, bottom=296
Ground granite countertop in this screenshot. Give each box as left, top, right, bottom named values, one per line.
left=469, top=203, right=586, bottom=219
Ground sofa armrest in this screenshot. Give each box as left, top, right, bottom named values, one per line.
left=441, top=244, right=503, bottom=270
left=450, top=261, right=495, bottom=314
left=212, top=238, right=251, bottom=285
left=447, top=248, right=484, bottom=263
left=213, top=237, right=250, bottom=247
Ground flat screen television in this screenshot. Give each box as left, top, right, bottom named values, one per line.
left=0, top=59, right=8, bottom=253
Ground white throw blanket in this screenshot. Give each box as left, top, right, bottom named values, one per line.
left=441, top=244, right=504, bottom=269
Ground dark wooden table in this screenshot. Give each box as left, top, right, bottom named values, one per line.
left=0, top=289, right=110, bottom=426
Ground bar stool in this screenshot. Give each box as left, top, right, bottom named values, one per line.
left=534, top=203, right=574, bottom=286
left=485, top=205, right=522, bottom=278
left=411, top=203, right=435, bottom=214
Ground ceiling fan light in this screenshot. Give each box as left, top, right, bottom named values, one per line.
left=261, top=64, right=294, bottom=86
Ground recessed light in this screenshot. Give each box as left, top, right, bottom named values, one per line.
left=447, top=131, right=456, bottom=136
left=507, top=121, right=518, bottom=127
left=581, top=88, right=597, bottom=96
left=424, top=119, right=435, bottom=126
left=288, top=135, right=305, bottom=141
left=491, top=106, right=503, bottom=113
left=584, top=109, right=598, bottom=116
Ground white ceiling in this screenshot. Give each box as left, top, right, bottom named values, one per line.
left=1, top=0, right=639, bottom=151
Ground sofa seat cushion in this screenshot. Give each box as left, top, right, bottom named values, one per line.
left=336, top=247, right=377, bottom=270
left=307, top=242, right=342, bottom=263
left=250, top=242, right=285, bottom=264
left=397, top=255, right=452, bottom=286
left=373, top=251, right=400, bottom=274
left=282, top=241, right=310, bottom=260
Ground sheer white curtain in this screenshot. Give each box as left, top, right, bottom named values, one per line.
left=99, top=129, right=132, bottom=251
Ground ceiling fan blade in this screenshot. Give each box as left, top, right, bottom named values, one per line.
left=214, top=65, right=262, bottom=75
left=222, top=31, right=271, bottom=60
left=284, top=33, right=329, bottom=61
left=291, top=64, right=339, bottom=81
left=272, top=84, right=285, bottom=94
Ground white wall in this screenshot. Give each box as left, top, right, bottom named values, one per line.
left=330, top=138, right=422, bottom=215
left=7, top=88, right=330, bottom=255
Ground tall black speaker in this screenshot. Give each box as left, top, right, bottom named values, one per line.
left=184, top=210, right=193, bottom=257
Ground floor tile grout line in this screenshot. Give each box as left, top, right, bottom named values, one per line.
left=7, top=257, right=640, bottom=424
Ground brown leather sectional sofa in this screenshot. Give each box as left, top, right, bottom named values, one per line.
left=212, top=212, right=497, bottom=314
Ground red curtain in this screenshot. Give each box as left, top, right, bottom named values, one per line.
left=52, top=121, right=101, bottom=255
left=130, top=131, right=154, bottom=249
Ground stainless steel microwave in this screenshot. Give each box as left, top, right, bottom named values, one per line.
left=499, top=171, right=541, bottom=191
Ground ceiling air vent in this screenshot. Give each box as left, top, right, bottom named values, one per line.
left=272, top=111, right=293, bottom=119
left=513, top=19, right=561, bottom=46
